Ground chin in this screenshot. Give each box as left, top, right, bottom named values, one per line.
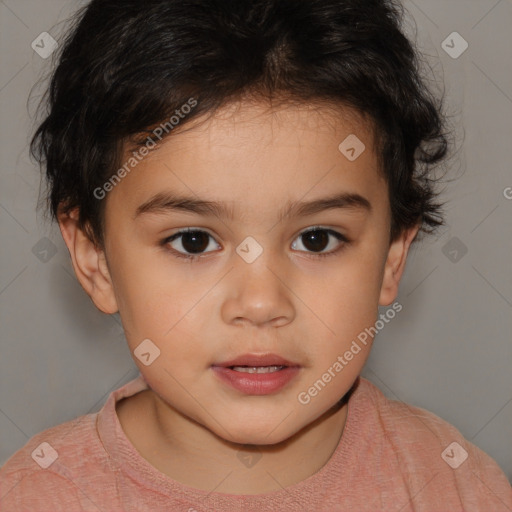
left=212, top=420, right=303, bottom=447
left=229, top=432, right=291, bottom=447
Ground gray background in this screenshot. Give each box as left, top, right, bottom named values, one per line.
left=1, top=0, right=511, bottom=485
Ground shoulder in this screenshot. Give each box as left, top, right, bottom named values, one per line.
left=357, top=377, right=469, bottom=450
left=353, top=377, right=512, bottom=508
left=0, top=412, right=109, bottom=511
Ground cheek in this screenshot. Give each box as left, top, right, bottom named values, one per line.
left=303, top=250, right=385, bottom=337
left=114, top=273, right=212, bottom=370
left=105, top=243, right=173, bottom=344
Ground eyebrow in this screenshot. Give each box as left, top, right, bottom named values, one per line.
left=134, top=191, right=372, bottom=222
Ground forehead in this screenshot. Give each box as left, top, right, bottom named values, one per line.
left=107, top=100, right=386, bottom=222
left=167, top=100, right=375, bottom=157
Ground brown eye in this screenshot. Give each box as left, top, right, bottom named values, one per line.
left=164, top=229, right=219, bottom=258
left=179, top=231, right=210, bottom=254
left=300, top=229, right=329, bottom=252
left=291, top=227, right=348, bottom=257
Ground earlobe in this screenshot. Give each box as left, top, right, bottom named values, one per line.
left=58, top=208, right=119, bottom=314
left=379, top=224, right=420, bottom=306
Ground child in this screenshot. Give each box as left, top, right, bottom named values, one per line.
left=1, top=0, right=511, bottom=510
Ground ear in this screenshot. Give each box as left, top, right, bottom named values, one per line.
left=379, top=224, right=420, bottom=306
left=57, top=208, right=118, bottom=314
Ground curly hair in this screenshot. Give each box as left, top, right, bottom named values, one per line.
left=31, top=0, right=449, bottom=248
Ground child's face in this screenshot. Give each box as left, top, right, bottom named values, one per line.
left=69, top=101, right=417, bottom=445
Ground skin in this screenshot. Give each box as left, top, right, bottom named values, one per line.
left=58, top=100, right=419, bottom=495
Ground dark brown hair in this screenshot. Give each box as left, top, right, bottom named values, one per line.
left=31, top=0, right=449, bottom=248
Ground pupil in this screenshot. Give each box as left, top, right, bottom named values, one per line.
left=182, top=231, right=209, bottom=254
left=302, top=230, right=328, bottom=252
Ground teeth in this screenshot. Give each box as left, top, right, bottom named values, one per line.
left=231, top=365, right=284, bottom=374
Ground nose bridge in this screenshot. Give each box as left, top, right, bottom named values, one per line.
left=236, top=238, right=283, bottom=298
left=233, top=230, right=283, bottom=277
left=222, top=236, right=294, bottom=326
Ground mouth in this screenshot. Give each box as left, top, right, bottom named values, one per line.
left=228, top=365, right=286, bottom=374
left=212, top=353, right=299, bottom=369
left=211, top=353, right=301, bottom=395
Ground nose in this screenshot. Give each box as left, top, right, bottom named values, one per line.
left=220, top=247, right=295, bottom=328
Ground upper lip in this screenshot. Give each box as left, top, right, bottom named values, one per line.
left=212, top=353, right=300, bottom=368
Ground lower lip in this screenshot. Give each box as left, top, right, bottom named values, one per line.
left=211, top=366, right=300, bottom=395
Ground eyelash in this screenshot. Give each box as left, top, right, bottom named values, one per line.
left=161, top=227, right=350, bottom=262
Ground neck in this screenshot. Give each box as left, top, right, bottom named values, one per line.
left=142, top=392, right=350, bottom=495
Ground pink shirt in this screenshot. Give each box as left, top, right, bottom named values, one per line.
left=1, top=374, right=511, bottom=511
